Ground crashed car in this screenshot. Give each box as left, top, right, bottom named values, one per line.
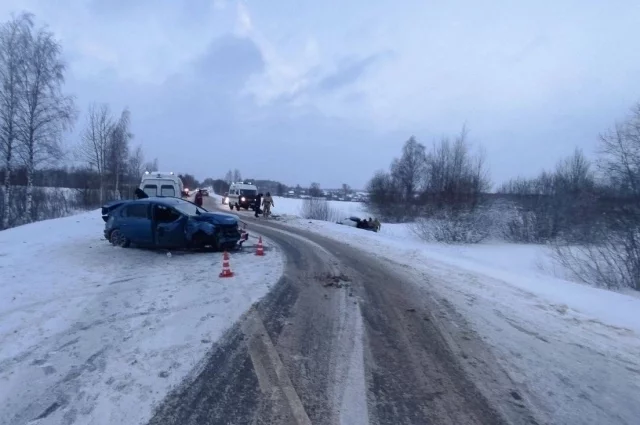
left=337, top=216, right=379, bottom=232
left=101, top=197, right=247, bottom=250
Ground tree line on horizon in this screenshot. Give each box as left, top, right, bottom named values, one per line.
left=366, top=105, right=640, bottom=291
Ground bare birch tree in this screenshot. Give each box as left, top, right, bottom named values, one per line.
left=16, top=23, right=75, bottom=221
left=0, top=13, right=31, bottom=228
left=77, top=103, right=114, bottom=204
left=107, top=108, right=132, bottom=199
left=143, top=158, right=158, bottom=173
left=390, top=136, right=427, bottom=203
left=127, top=144, right=145, bottom=183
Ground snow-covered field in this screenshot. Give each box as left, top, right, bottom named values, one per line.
left=0, top=211, right=283, bottom=425
left=278, top=217, right=640, bottom=425
left=212, top=192, right=369, bottom=220
left=271, top=196, right=368, bottom=218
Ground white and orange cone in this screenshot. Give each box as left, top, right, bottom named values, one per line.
left=219, top=251, right=234, bottom=277
left=255, top=236, right=265, bottom=256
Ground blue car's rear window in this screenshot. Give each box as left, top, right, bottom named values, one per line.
left=125, top=204, right=149, bottom=218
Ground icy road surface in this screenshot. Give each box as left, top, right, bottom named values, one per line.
left=0, top=211, right=283, bottom=425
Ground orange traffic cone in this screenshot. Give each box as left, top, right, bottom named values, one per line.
left=255, top=236, right=265, bottom=256
left=219, top=251, right=234, bottom=277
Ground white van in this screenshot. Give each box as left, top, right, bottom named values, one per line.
left=227, top=182, right=258, bottom=210
left=139, top=171, right=184, bottom=198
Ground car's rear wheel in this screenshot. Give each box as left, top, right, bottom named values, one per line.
left=110, top=229, right=130, bottom=247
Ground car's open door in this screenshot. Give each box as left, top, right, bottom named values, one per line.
left=152, top=204, right=187, bottom=248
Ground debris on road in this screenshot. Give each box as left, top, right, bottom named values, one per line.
left=323, top=272, right=351, bottom=288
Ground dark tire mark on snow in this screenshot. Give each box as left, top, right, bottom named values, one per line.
left=108, top=276, right=139, bottom=285
left=148, top=317, right=261, bottom=425
left=34, top=400, right=64, bottom=420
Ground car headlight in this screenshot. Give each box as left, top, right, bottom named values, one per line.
left=241, top=197, right=245, bottom=202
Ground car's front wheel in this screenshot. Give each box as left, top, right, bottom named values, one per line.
left=192, top=232, right=209, bottom=250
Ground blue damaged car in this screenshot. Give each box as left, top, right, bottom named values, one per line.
left=101, top=197, right=246, bottom=251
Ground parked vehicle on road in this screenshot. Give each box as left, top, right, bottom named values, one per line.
left=139, top=171, right=184, bottom=198
left=101, top=197, right=246, bottom=250
left=227, top=182, right=258, bottom=211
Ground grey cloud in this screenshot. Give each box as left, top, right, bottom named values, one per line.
left=317, top=51, right=392, bottom=92
left=193, top=35, right=265, bottom=89
left=269, top=50, right=393, bottom=106
left=65, top=34, right=391, bottom=188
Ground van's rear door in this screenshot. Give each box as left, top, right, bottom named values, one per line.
left=142, top=183, right=158, bottom=197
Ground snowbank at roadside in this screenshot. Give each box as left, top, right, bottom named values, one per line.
left=283, top=217, right=640, bottom=425
left=0, top=211, right=283, bottom=425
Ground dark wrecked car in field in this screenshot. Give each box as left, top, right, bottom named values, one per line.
left=337, top=216, right=380, bottom=232
left=101, top=197, right=247, bottom=251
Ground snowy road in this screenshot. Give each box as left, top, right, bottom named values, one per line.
left=148, top=198, right=541, bottom=424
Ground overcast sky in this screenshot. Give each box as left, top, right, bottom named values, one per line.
left=2, top=0, right=640, bottom=189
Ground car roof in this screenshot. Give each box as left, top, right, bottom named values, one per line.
left=128, top=197, right=189, bottom=206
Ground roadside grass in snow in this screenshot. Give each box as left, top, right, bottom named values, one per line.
left=553, top=236, right=640, bottom=292
left=299, top=198, right=341, bottom=222
left=0, top=186, right=79, bottom=229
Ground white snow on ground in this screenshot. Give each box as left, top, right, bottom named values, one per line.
left=280, top=218, right=640, bottom=425
left=269, top=196, right=368, bottom=218
left=0, top=211, right=283, bottom=425
left=211, top=192, right=369, bottom=219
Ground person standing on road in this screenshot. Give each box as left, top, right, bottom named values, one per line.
left=194, top=189, right=203, bottom=207
left=262, top=192, right=274, bottom=218
left=254, top=193, right=263, bottom=218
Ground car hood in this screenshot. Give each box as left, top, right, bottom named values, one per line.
left=192, top=212, right=238, bottom=226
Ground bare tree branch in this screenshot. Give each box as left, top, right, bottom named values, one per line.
left=0, top=13, right=32, bottom=228
left=76, top=103, right=114, bottom=204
